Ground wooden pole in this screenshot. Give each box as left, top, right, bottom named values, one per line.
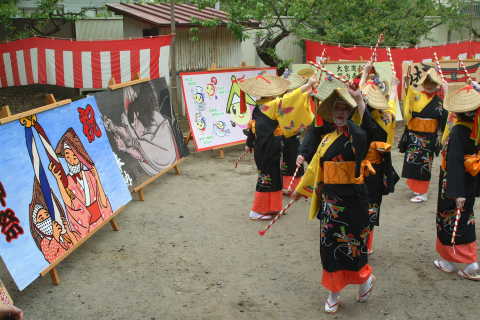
left=170, top=1, right=179, bottom=117
left=0, top=105, right=11, bottom=119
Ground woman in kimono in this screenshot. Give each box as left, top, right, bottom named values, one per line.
left=242, top=74, right=316, bottom=220
left=292, top=87, right=375, bottom=313
left=434, top=84, right=480, bottom=280
left=358, top=74, right=400, bottom=254
left=400, top=68, right=447, bottom=203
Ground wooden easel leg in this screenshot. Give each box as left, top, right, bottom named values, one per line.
left=218, top=149, right=225, bottom=159
left=50, top=268, right=60, bottom=285
left=137, top=189, right=145, bottom=201
left=184, top=131, right=192, bottom=145
left=174, top=165, right=180, bottom=175
left=110, top=218, right=120, bottom=231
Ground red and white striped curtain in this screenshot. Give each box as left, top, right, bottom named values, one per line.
left=0, top=35, right=172, bottom=89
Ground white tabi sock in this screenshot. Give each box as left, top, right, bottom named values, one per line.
left=464, top=262, right=480, bottom=274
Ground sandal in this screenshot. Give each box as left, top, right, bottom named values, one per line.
left=324, top=300, right=341, bottom=313
left=248, top=211, right=274, bottom=221
left=410, top=194, right=428, bottom=203
left=458, top=269, right=480, bottom=281
left=433, top=259, right=456, bottom=274
left=357, top=275, right=376, bottom=303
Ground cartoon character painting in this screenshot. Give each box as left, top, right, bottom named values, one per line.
left=226, top=75, right=256, bottom=128
left=213, top=120, right=230, bottom=137
left=206, top=77, right=218, bottom=100
left=192, top=86, right=206, bottom=111
left=195, top=112, right=207, bottom=133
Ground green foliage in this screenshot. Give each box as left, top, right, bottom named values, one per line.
left=148, top=1, right=473, bottom=67
left=0, top=0, right=84, bottom=40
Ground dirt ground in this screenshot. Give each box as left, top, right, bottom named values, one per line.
left=2, top=126, right=480, bottom=320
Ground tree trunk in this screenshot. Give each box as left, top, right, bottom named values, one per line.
left=255, top=30, right=290, bottom=75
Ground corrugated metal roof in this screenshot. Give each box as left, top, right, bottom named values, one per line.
left=106, top=3, right=235, bottom=26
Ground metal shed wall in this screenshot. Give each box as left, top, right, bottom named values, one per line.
left=75, top=18, right=123, bottom=40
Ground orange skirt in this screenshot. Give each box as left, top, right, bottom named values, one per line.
left=436, top=238, right=478, bottom=264
left=322, top=264, right=373, bottom=292
left=282, top=176, right=301, bottom=192
left=251, top=191, right=283, bottom=214
left=406, top=178, right=430, bottom=194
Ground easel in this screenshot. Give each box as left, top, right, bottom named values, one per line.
left=0, top=105, right=11, bottom=119
left=183, top=62, right=255, bottom=159
left=108, top=74, right=182, bottom=201
left=0, top=95, right=122, bottom=286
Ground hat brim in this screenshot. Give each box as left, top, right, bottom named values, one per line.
left=444, top=86, right=480, bottom=113
left=238, top=75, right=290, bottom=97
left=286, top=74, right=307, bottom=90
left=318, top=88, right=357, bottom=122
left=361, top=83, right=389, bottom=110
left=297, top=68, right=315, bottom=79
left=418, top=69, right=442, bottom=86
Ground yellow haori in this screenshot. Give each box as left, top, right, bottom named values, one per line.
left=403, top=86, right=434, bottom=124
left=259, top=87, right=314, bottom=138
left=296, top=130, right=341, bottom=220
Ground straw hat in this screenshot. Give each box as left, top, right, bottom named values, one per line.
left=418, top=68, right=442, bottom=86
left=361, top=82, right=389, bottom=110
left=297, top=67, right=315, bottom=79
left=318, top=88, right=357, bottom=122
left=444, top=85, right=480, bottom=113
left=285, top=73, right=307, bottom=90
left=313, top=77, right=347, bottom=101
left=238, top=74, right=290, bottom=97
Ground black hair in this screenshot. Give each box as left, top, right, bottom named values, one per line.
left=127, top=82, right=157, bottom=128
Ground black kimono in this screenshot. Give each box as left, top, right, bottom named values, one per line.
left=361, top=109, right=399, bottom=227
left=436, top=123, right=479, bottom=263
left=400, top=93, right=446, bottom=182
left=298, top=121, right=334, bottom=163
left=245, top=106, right=282, bottom=193
left=296, top=121, right=372, bottom=292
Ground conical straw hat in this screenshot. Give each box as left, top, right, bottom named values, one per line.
left=286, top=73, right=307, bottom=90
left=361, top=82, right=389, bottom=110
left=313, top=77, right=347, bottom=101
left=318, top=87, right=357, bottom=122
left=418, top=68, right=443, bottom=86
left=297, top=67, right=315, bottom=79
left=444, top=85, right=480, bottom=113
left=238, top=74, right=290, bottom=97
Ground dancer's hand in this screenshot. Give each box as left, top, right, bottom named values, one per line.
left=296, top=155, right=305, bottom=167
left=291, top=191, right=304, bottom=201
left=456, top=197, right=466, bottom=210
left=0, top=303, right=24, bottom=319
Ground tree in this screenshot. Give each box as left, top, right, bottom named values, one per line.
left=187, top=0, right=471, bottom=70
left=0, top=0, right=82, bottom=40
left=302, top=0, right=469, bottom=47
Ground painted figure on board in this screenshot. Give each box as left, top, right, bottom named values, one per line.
left=29, top=180, right=79, bottom=263
left=49, top=128, right=113, bottom=238
left=103, top=83, right=179, bottom=177
left=226, top=75, right=256, bottom=128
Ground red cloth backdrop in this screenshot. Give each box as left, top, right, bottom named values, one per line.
left=305, top=40, right=480, bottom=81
left=0, top=35, right=172, bottom=89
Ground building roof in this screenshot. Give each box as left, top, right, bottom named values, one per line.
left=106, top=2, right=243, bottom=27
